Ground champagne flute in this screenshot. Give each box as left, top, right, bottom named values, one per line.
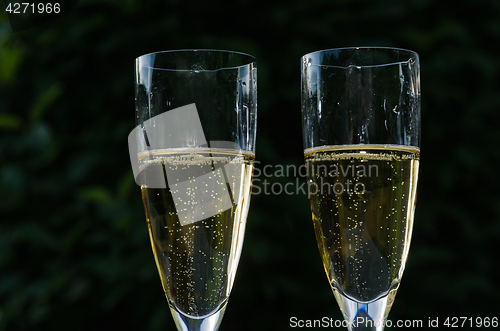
left=130, top=50, right=257, bottom=331
left=301, top=47, right=420, bottom=330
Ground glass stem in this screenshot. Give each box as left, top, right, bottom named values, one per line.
left=170, top=304, right=227, bottom=331
left=334, top=289, right=397, bottom=331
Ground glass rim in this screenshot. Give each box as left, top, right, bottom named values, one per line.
left=135, top=48, right=257, bottom=72
left=302, top=46, right=419, bottom=68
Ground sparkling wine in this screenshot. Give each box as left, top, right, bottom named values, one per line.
left=305, top=144, right=419, bottom=321
left=140, top=148, right=254, bottom=318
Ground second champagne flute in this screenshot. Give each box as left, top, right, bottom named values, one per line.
left=301, top=47, right=420, bottom=331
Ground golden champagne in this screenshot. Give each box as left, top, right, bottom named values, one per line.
left=139, top=148, right=254, bottom=317
left=305, top=144, right=419, bottom=319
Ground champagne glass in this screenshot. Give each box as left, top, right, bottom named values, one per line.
left=130, top=50, right=257, bottom=331
left=301, top=47, right=420, bottom=330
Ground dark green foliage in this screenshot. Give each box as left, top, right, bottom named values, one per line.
left=0, top=0, right=499, bottom=330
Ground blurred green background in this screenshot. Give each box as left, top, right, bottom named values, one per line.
left=1, top=0, right=499, bottom=330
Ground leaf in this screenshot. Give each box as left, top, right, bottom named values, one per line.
left=76, top=186, right=113, bottom=205
left=0, top=113, right=22, bottom=130
left=29, top=83, right=63, bottom=122
left=0, top=38, right=23, bottom=85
